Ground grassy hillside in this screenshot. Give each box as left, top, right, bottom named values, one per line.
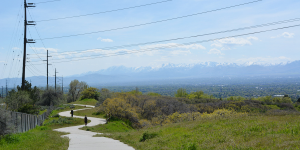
left=94, top=115, right=300, bottom=150
left=69, top=98, right=98, bottom=106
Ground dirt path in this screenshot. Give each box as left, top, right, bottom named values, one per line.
left=54, top=104, right=135, bottom=150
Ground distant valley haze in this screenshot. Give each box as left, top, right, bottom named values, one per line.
left=1, top=60, right=300, bottom=87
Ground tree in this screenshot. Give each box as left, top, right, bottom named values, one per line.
left=298, top=98, right=300, bottom=103
left=39, top=88, right=62, bottom=106
left=17, top=80, right=32, bottom=92
left=81, top=87, right=99, bottom=100
left=175, top=88, right=188, bottom=98
left=4, top=90, right=31, bottom=111
left=67, top=80, right=88, bottom=102
left=97, top=88, right=112, bottom=104
left=30, top=86, right=42, bottom=105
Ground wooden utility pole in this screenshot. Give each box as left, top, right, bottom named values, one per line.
left=43, top=50, right=51, bottom=90
left=22, top=0, right=35, bottom=90
left=54, top=69, right=58, bottom=92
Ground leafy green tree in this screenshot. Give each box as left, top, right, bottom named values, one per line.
left=4, top=90, right=31, bottom=111
left=67, top=80, right=88, bottom=102
left=81, top=87, right=99, bottom=100
left=17, top=80, right=32, bottom=92
left=30, top=86, right=42, bottom=105
left=175, top=88, right=188, bottom=98
left=146, top=92, right=161, bottom=97
left=298, top=98, right=300, bottom=103
left=227, top=96, right=245, bottom=101
left=128, top=87, right=142, bottom=95
left=39, top=88, right=63, bottom=106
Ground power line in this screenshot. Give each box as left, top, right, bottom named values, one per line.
left=29, top=18, right=300, bottom=57
left=37, top=0, right=172, bottom=22
left=30, top=24, right=300, bottom=65
left=38, top=0, right=262, bottom=40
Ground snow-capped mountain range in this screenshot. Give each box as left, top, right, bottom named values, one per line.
left=2, top=60, right=300, bottom=87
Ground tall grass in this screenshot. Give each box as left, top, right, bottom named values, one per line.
left=95, top=115, right=300, bottom=150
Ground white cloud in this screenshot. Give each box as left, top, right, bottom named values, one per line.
left=207, top=49, right=224, bottom=55
left=271, top=32, right=295, bottom=39
left=211, top=36, right=258, bottom=50
left=97, top=37, right=113, bottom=42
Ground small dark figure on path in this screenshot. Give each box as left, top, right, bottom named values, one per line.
left=84, top=115, right=88, bottom=126
left=71, top=109, right=74, bottom=117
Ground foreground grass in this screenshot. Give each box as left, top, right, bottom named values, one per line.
left=0, top=126, right=69, bottom=150
left=69, top=98, right=98, bottom=106
left=95, top=115, right=300, bottom=150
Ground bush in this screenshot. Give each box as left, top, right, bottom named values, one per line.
left=38, top=88, right=63, bottom=106
left=139, top=132, right=158, bottom=142
left=81, top=87, right=100, bottom=100
left=278, top=103, right=295, bottom=110
left=265, top=109, right=300, bottom=116
left=17, top=104, right=39, bottom=115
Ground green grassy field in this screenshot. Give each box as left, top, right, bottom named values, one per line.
left=0, top=126, right=69, bottom=150
left=93, top=115, right=300, bottom=150
left=69, top=99, right=98, bottom=106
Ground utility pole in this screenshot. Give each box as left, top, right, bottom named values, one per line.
left=54, top=68, right=58, bottom=92
left=6, top=80, right=8, bottom=97
left=1, top=86, right=3, bottom=98
left=22, top=0, right=35, bottom=90
left=43, top=50, right=52, bottom=90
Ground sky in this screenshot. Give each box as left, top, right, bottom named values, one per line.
left=0, top=0, right=300, bottom=85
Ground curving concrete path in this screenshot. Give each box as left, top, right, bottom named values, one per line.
left=54, top=104, right=135, bottom=150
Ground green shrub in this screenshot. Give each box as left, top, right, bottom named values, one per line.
left=139, top=132, right=158, bottom=142
left=1, top=134, right=20, bottom=144
left=81, top=87, right=100, bottom=100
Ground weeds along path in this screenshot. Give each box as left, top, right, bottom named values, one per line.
left=54, top=104, right=135, bottom=150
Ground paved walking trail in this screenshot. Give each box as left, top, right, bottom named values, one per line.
left=54, top=104, right=135, bottom=150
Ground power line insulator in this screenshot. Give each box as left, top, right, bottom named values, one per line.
left=26, top=39, right=36, bottom=43
left=26, top=3, right=36, bottom=8
left=27, top=21, right=36, bottom=26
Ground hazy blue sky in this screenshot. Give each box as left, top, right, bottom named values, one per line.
left=0, top=0, right=300, bottom=82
